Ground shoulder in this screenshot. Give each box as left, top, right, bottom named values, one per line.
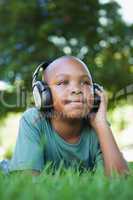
left=20, top=107, right=47, bottom=130
left=22, top=107, right=41, bottom=119
left=22, top=107, right=45, bottom=122
left=84, top=124, right=99, bottom=145
left=17, top=107, right=50, bottom=141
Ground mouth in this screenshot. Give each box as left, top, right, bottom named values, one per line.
left=69, top=101, right=83, bottom=105
left=64, top=99, right=85, bottom=104
left=64, top=100, right=85, bottom=109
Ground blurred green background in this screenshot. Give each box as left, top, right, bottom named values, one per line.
left=0, top=0, right=132, bottom=161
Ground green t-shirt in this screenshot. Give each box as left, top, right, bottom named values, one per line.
left=9, top=107, right=104, bottom=173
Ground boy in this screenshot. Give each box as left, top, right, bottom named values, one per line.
left=8, top=56, right=128, bottom=176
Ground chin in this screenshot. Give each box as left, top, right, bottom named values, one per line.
left=64, top=110, right=87, bottom=119
left=63, top=102, right=92, bottom=119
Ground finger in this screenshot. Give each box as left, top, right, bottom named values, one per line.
left=95, top=88, right=108, bottom=105
left=95, top=88, right=103, bottom=96
left=95, top=88, right=106, bottom=102
left=94, top=83, right=104, bottom=92
left=100, top=85, right=104, bottom=92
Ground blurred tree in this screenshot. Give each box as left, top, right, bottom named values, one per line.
left=0, top=0, right=132, bottom=116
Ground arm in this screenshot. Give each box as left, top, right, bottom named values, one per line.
left=89, top=87, right=129, bottom=176
left=93, top=120, right=128, bottom=176
left=9, top=109, right=45, bottom=175
left=10, top=170, right=41, bottom=176
left=32, top=170, right=41, bottom=176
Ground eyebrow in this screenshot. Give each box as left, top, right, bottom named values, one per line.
left=55, top=73, right=91, bottom=79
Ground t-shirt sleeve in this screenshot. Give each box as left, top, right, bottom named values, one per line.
left=9, top=108, right=45, bottom=172
left=91, top=120, right=111, bottom=172
left=94, top=142, right=104, bottom=172
left=91, top=130, right=104, bottom=173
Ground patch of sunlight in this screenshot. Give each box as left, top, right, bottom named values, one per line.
left=0, top=113, right=22, bottom=159
left=121, top=147, right=133, bottom=162
left=108, top=104, right=133, bottom=134
left=108, top=104, right=133, bottom=161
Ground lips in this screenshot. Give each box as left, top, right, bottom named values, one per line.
left=64, top=99, right=84, bottom=104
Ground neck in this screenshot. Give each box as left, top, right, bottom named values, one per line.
left=49, top=114, right=84, bottom=144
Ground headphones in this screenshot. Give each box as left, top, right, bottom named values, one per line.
left=32, top=61, right=101, bottom=113
left=32, top=61, right=54, bottom=112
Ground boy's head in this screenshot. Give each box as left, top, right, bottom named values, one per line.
left=43, top=56, right=94, bottom=120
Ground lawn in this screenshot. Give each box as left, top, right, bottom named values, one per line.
left=0, top=163, right=133, bottom=200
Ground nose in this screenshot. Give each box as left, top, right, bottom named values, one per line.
left=71, top=89, right=82, bottom=95
left=70, top=83, right=82, bottom=95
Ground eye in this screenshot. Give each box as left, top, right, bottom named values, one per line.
left=57, top=80, right=69, bottom=85
left=80, top=80, right=91, bottom=85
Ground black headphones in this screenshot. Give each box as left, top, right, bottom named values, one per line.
left=32, top=61, right=101, bottom=113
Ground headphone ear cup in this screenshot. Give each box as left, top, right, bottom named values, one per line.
left=33, top=81, right=53, bottom=111
left=33, top=81, right=42, bottom=109
left=41, top=81, right=53, bottom=112
left=91, top=83, right=101, bottom=113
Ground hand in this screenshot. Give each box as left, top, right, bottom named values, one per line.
left=88, top=86, right=108, bottom=129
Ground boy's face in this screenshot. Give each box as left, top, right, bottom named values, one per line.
left=44, top=57, right=94, bottom=119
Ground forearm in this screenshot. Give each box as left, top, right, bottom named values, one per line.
left=10, top=170, right=41, bottom=176
left=94, top=121, right=129, bottom=176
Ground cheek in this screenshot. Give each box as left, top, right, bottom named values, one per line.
left=50, top=87, right=65, bottom=111
left=83, top=87, right=94, bottom=103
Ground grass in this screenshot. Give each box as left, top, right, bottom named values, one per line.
left=0, top=164, right=133, bottom=200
